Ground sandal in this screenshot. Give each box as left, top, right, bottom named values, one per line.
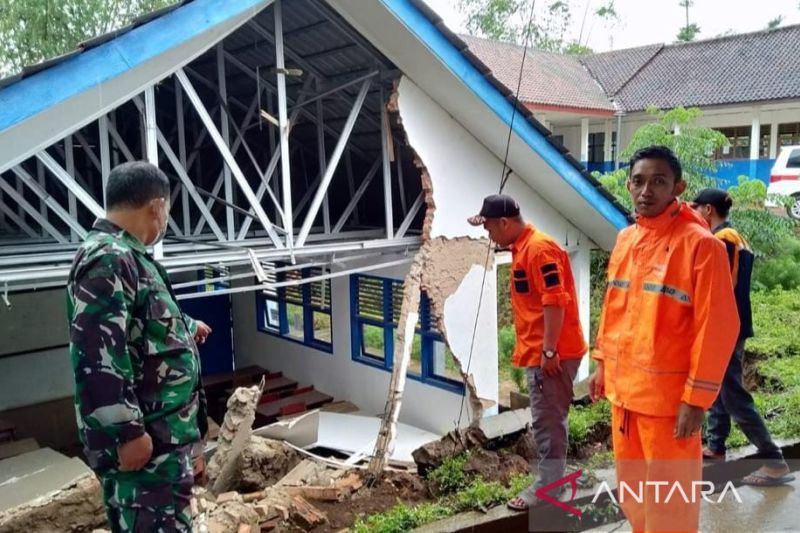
left=741, top=472, right=795, bottom=487
left=702, top=447, right=725, bottom=461
left=507, top=485, right=537, bottom=511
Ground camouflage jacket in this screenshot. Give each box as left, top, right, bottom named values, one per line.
left=67, top=219, right=206, bottom=469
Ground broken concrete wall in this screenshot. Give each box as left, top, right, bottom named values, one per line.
left=395, top=75, right=596, bottom=390
left=416, top=238, right=498, bottom=416
left=230, top=256, right=473, bottom=435
left=395, top=77, right=584, bottom=243
left=0, top=474, right=105, bottom=533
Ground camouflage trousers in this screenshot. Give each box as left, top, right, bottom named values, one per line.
left=99, top=444, right=194, bottom=533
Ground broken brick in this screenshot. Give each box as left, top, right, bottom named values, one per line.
left=216, top=491, right=242, bottom=505
left=273, top=505, right=289, bottom=521
left=290, top=496, right=327, bottom=530
left=259, top=518, right=281, bottom=532
left=334, top=473, right=364, bottom=493
left=290, top=486, right=344, bottom=502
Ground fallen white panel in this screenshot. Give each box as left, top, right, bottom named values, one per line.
left=253, top=409, right=320, bottom=449
left=255, top=411, right=440, bottom=464
left=443, top=263, right=499, bottom=411
left=319, top=412, right=440, bottom=464
left=0, top=448, right=92, bottom=514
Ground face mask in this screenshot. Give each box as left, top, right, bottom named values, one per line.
left=149, top=223, right=167, bottom=246
left=148, top=201, right=169, bottom=246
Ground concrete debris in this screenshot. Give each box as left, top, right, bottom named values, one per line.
left=275, top=458, right=342, bottom=489
left=335, top=472, right=364, bottom=493
left=238, top=436, right=303, bottom=492
left=477, top=408, right=531, bottom=441
left=259, top=517, right=281, bottom=531
left=208, top=384, right=264, bottom=494
left=411, top=427, right=488, bottom=476
left=206, top=501, right=260, bottom=533
left=217, top=491, right=243, bottom=505
left=289, top=496, right=327, bottom=530
left=0, top=473, right=105, bottom=533
left=286, top=486, right=345, bottom=502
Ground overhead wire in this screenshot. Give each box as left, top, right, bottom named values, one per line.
left=455, top=0, right=539, bottom=430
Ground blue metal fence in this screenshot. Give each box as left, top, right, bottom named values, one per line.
left=585, top=159, right=774, bottom=189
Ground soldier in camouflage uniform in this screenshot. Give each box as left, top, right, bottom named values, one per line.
left=67, top=161, right=211, bottom=532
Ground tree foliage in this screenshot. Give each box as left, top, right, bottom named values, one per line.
left=596, top=106, right=726, bottom=211
left=677, top=23, right=701, bottom=42
left=676, top=0, right=700, bottom=42
left=594, top=107, right=799, bottom=289
left=0, top=0, right=174, bottom=77
left=458, top=0, right=618, bottom=54
left=766, top=16, right=784, bottom=30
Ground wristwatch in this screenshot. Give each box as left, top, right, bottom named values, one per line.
left=543, top=349, right=558, bottom=359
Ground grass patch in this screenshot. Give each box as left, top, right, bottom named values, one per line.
left=351, top=502, right=454, bottom=533
left=352, top=472, right=533, bottom=533
left=569, top=401, right=611, bottom=451
left=748, top=290, right=800, bottom=359
left=428, top=452, right=470, bottom=494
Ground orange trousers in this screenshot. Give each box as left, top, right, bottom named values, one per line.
left=611, top=404, right=703, bottom=533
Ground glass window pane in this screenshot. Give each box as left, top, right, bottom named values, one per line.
left=361, top=324, right=385, bottom=360
left=407, top=335, right=422, bottom=375
left=431, top=340, right=463, bottom=382
left=357, top=278, right=384, bottom=321
left=286, top=303, right=304, bottom=341
left=264, top=298, right=280, bottom=332
left=313, top=311, right=332, bottom=344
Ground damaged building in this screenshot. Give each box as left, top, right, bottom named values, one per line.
left=0, top=0, right=629, bottom=487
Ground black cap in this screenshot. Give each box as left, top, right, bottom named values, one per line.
left=692, top=188, right=733, bottom=213
left=467, top=194, right=520, bottom=226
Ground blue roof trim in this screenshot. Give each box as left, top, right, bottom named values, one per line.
left=382, top=0, right=630, bottom=230
left=0, top=0, right=267, bottom=133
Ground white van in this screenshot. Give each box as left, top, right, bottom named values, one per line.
left=766, top=145, right=800, bottom=220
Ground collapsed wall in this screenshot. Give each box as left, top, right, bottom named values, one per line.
left=388, top=78, right=499, bottom=420
left=369, top=78, right=500, bottom=476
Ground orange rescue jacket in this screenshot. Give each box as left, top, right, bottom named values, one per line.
left=510, top=224, right=587, bottom=368
left=593, top=201, right=739, bottom=416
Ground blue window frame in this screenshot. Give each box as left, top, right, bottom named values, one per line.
left=256, top=265, right=332, bottom=353
left=350, top=274, right=464, bottom=393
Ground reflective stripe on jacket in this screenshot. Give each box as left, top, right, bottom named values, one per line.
left=593, top=201, right=739, bottom=416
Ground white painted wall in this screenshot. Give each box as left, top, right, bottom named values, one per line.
left=393, top=76, right=594, bottom=390
left=0, top=348, right=73, bottom=410
left=231, top=255, right=476, bottom=435
left=552, top=101, right=800, bottom=162
left=442, top=263, right=498, bottom=411
left=0, top=289, right=74, bottom=410
left=396, top=77, right=587, bottom=250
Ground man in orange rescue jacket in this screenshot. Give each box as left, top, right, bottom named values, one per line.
left=468, top=194, right=587, bottom=511
left=589, top=146, right=739, bottom=532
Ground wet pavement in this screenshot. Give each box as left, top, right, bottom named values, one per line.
left=586, top=462, right=800, bottom=533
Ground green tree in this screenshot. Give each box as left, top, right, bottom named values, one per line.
left=676, top=0, right=700, bottom=42
left=593, top=107, right=799, bottom=290
left=596, top=106, right=726, bottom=211
left=458, top=0, right=618, bottom=54
left=766, top=16, right=784, bottom=30
left=677, top=23, right=701, bottom=42
left=0, top=0, right=174, bottom=77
